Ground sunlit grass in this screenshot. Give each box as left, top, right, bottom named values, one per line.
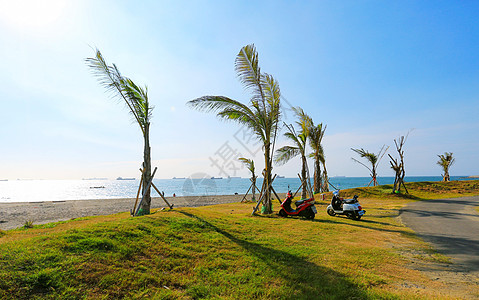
left=0, top=180, right=477, bottom=299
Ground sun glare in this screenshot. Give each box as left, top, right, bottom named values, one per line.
left=0, top=0, right=67, bottom=31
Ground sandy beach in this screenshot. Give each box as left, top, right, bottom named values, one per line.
left=0, top=194, right=275, bottom=231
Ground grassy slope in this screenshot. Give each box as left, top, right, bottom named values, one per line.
left=0, top=180, right=478, bottom=299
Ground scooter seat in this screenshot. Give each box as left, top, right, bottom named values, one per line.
left=344, top=199, right=357, bottom=204
left=295, top=200, right=305, bottom=206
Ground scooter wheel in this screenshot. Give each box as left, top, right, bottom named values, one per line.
left=327, top=208, right=336, bottom=216
left=279, top=209, right=287, bottom=217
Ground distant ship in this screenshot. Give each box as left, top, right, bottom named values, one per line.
left=277, top=175, right=285, bottom=178
left=211, top=177, right=223, bottom=179
left=116, top=177, right=135, bottom=180
left=228, top=176, right=241, bottom=179
left=0, top=179, right=8, bottom=181
left=172, top=177, right=186, bottom=179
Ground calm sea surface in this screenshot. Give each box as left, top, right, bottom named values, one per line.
left=0, top=176, right=471, bottom=203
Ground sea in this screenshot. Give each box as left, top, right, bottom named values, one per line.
left=0, top=176, right=473, bottom=203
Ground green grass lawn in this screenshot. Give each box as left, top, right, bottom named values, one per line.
left=0, top=180, right=478, bottom=299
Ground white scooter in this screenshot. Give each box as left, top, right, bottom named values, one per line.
left=327, top=190, right=365, bottom=220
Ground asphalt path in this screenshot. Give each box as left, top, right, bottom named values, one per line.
left=400, top=196, right=479, bottom=272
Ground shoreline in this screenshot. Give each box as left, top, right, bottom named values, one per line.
left=0, top=194, right=280, bottom=231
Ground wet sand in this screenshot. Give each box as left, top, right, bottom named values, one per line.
left=0, top=194, right=262, bottom=230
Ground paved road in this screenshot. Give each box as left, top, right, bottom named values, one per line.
left=400, top=196, right=479, bottom=272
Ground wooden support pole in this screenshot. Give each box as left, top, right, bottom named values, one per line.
left=131, top=168, right=146, bottom=216
left=151, top=182, right=173, bottom=209
left=135, top=167, right=158, bottom=216
left=293, top=174, right=309, bottom=198
left=241, top=184, right=253, bottom=203
left=132, top=176, right=143, bottom=216
left=252, top=174, right=277, bottom=215
left=271, top=187, right=283, bottom=204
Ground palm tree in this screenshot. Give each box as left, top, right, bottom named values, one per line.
left=187, top=44, right=281, bottom=214
left=351, top=145, right=388, bottom=186
left=86, top=49, right=154, bottom=215
left=239, top=157, right=257, bottom=200
left=275, top=107, right=312, bottom=199
left=437, top=152, right=455, bottom=182
left=309, top=122, right=327, bottom=194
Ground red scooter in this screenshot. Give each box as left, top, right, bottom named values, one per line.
left=279, top=190, right=317, bottom=220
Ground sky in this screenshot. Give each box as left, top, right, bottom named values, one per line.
left=0, top=0, right=478, bottom=180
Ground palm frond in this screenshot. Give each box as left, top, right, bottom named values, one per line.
left=238, top=157, right=255, bottom=175
left=292, top=106, right=312, bottom=135
left=86, top=49, right=150, bottom=134
left=235, top=44, right=263, bottom=102
left=274, top=145, right=301, bottom=166
left=351, top=148, right=378, bottom=165
left=437, top=152, right=455, bottom=170
left=187, top=95, right=250, bottom=114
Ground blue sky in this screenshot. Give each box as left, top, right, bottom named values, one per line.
left=0, top=0, right=478, bottom=180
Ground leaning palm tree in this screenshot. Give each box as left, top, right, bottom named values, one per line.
left=351, top=145, right=389, bottom=186
left=275, top=107, right=312, bottom=199
left=238, top=157, right=257, bottom=200
left=86, top=49, right=154, bottom=215
left=437, top=152, right=455, bottom=182
left=187, top=44, right=281, bottom=214
left=309, top=122, right=327, bottom=193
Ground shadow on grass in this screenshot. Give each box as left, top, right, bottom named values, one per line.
left=315, top=217, right=416, bottom=238
left=177, top=211, right=371, bottom=299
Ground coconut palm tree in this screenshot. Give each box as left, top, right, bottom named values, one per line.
left=86, top=49, right=154, bottom=215
left=239, top=157, right=257, bottom=200
left=187, top=44, right=281, bottom=214
left=437, top=152, right=455, bottom=182
left=351, top=146, right=388, bottom=186
left=309, top=122, right=327, bottom=194
left=275, top=107, right=312, bottom=199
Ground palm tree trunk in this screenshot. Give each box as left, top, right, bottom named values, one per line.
left=263, top=143, right=272, bottom=214
left=371, top=165, right=378, bottom=186
left=322, top=166, right=329, bottom=192
left=252, top=176, right=256, bottom=201
left=139, top=122, right=152, bottom=215
left=301, top=155, right=307, bottom=199
left=443, top=170, right=450, bottom=182
left=313, top=158, right=321, bottom=194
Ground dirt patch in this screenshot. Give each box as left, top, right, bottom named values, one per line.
left=393, top=215, right=479, bottom=299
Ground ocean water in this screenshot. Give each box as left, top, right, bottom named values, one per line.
left=0, top=176, right=471, bottom=203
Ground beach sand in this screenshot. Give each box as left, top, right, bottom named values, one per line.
left=0, top=194, right=278, bottom=231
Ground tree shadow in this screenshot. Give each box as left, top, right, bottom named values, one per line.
left=177, top=211, right=370, bottom=299
left=399, top=207, right=479, bottom=220
left=314, top=217, right=416, bottom=238
left=412, top=233, right=479, bottom=272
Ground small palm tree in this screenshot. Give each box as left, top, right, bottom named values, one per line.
left=188, top=44, right=281, bottom=214
left=86, top=49, right=154, bottom=214
left=437, top=152, right=455, bottom=182
left=309, top=122, right=327, bottom=193
left=275, top=107, right=312, bottom=199
left=239, top=158, right=257, bottom=200
left=351, top=146, right=388, bottom=186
